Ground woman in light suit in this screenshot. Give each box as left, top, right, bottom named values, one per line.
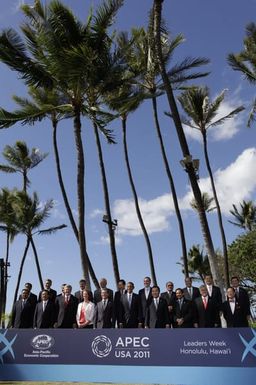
left=76, top=290, right=95, bottom=328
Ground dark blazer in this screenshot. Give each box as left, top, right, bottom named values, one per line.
left=19, top=292, right=37, bottom=309
left=206, top=285, right=222, bottom=307
left=74, top=290, right=93, bottom=303
left=11, top=300, right=34, bottom=328
left=145, top=297, right=170, bottom=328
left=222, top=300, right=249, bottom=327
left=94, top=288, right=114, bottom=303
left=194, top=296, right=220, bottom=328
left=38, top=289, right=57, bottom=303
left=160, top=291, right=176, bottom=326
left=173, top=298, right=194, bottom=328
left=55, top=294, right=78, bottom=328
left=234, top=287, right=251, bottom=316
left=113, top=290, right=127, bottom=325
left=138, top=287, right=152, bottom=321
left=94, top=300, right=115, bottom=328
left=183, top=286, right=200, bottom=301
left=119, top=293, right=142, bottom=328
left=33, top=300, right=56, bottom=328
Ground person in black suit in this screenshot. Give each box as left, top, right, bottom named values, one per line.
left=94, top=289, right=115, bottom=328
left=19, top=283, right=37, bottom=310
left=94, top=278, right=113, bottom=303
left=113, top=279, right=126, bottom=327
left=38, top=279, right=57, bottom=303
left=145, top=285, right=170, bottom=328
left=231, top=276, right=251, bottom=317
left=138, top=276, right=152, bottom=326
left=11, top=289, right=34, bottom=328
left=222, top=287, right=250, bottom=327
left=183, top=277, right=200, bottom=301
left=54, top=284, right=78, bottom=328
left=161, top=281, right=176, bottom=326
left=119, top=282, right=142, bottom=328
left=194, top=285, right=220, bottom=328
left=74, top=279, right=93, bottom=303
left=56, top=283, right=67, bottom=298
left=34, top=290, right=56, bottom=328
left=173, top=288, right=194, bottom=328
left=204, top=275, right=222, bottom=307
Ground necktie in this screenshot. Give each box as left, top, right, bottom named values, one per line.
left=43, top=301, right=46, bottom=312
left=203, top=297, right=207, bottom=309
left=22, top=300, right=25, bottom=309
left=128, top=294, right=132, bottom=308
left=188, top=287, right=192, bottom=297
left=103, top=300, right=106, bottom=309
left=179, top=299, right=182, bottom=309
left=235, top=288, right=239, bottom=298
left=154, top=298, right=158, bottom=309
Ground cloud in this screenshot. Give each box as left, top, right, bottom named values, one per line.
left=94, top=235, right=123, bottom=246
left=90, top=209, right=104, bottom=219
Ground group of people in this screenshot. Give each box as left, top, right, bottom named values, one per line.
left=10, top=275, right=251, bottom=329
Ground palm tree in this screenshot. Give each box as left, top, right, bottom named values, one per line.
left=153, top=0, right=223, bottom=288
left=11, top=190, right=67, bottom=306
left=229, top=200, right=256, bottom=231
left=228, top=22, right=256, bottom=126
left=187, top=244, right=210, bottom=282
left=177, top=87, right=244, bottom=286
left=190, top=192, right=216, bottom=213
left=0, top=141, right=47, bottom=193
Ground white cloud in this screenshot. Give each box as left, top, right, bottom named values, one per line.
left=90, top=209, right=104, bottom=219
left=94, top=235, right=123, bottom=246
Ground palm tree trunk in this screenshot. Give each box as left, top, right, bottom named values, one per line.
left=153, top=0, right=223, bottom=289
left=92, top=120, right=120, bottom=287
left=122, top=116, right=157, bottom=285
left=202, top=133, right=229, bottom=286
left=53, top=118, right=99, bottom=289
left=30, top=235, right=44, bottom=290
left=152, top=94, right=189, bottom=277
left=12, top=237, right=30, bottom=307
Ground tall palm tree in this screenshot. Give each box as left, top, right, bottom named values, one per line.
left=229, top=200, right=256, bottom=231
left=228, top=22, right=256, bottom=126
left=0, top=141, right=47, bottom=193
left=187, top=244, right=210, bottom=282
left=177, top=87, right=244, bottom=286
left=153, top=0, right=223, bottom=288
left=190, top=192, right=216, bottom=213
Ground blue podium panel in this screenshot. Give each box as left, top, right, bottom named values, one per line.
left=1, top=328, right=256, bottom=384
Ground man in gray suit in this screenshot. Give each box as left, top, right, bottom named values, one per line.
left=94, top=289, right=114, bottom=328
left=145, top=286, right=170, bottom=328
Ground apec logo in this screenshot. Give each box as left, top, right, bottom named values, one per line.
left=239, top=328, right=256, bottom=362
left=31, top=335, right=55, bottom=350
left=0, top=330, right=17, bottom=364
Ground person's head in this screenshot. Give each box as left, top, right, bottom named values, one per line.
left=199, top=285, right=208, bottom=297
left=79, top=279, right=86, bottom=290
left=185, top=277, right=192, bottom=288
left=100, top=278, right=107, bottom=289
left=24, top=282, right=32, bottom=292
left=231, top=276, right=240, bottom=288
left=143, top=276, right=151, bottom=288
left=127, top=282, right=134, bottom=294
left=45, top=279, right=52, bottom=290
left=101, top=289, right=109, bottom=300
left=175, top=288, right=184, bottom=300
left=118, top=279, right=126, bottom=291
left=41, top=290, right=49, bottom=302
left=61, top=283, right=66, bottom=294
left=166, top=281, right=174, bottom=291
left=82, top=289, right=90, bottom=302
left=21, top=288, right=29, bottom=299
left=204, top=275, right=213, bottom=286
left=226, top=287, right=235, bottom=300
left=151, top=285, right=160, bottom=298
left=64, top=284, right=72, bottom=295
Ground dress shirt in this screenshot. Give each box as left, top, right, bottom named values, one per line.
left=229, top=299, right=236, bottom=314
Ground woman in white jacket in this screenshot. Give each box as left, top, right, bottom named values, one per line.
left=76, top=290, right=95, bottom=328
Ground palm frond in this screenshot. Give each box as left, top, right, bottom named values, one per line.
left=37, top=223, right=67, bottom=235
left=210, top=106, right=245, bottom=127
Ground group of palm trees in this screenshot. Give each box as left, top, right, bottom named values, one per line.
left=0, top=0, right=255, bottom=324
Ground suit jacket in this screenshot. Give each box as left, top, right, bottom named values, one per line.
left=94, top=288, right=114, bottom=303
left=222, top=300, right=249, bottom=327
left=113, top=290, right=127, bottom=325
left=11, top=300, right=34, bottom=328
left=94, top=300, right=115, bottom=328
left=119, top=293, right=142, bottom=328
left=194, top=296, right=220, bottom=328
left=206, top=285, right=222, bottom=307
left=19, top=291, right=37, bottom=309
left=74, top=290, right=93, bottom=303
left=145, top=297, right=170, bottom=328
left=173, top=298, right=194, bottom=328
left=234, top=287, right=251, bottom=316
left=138, top=287, right=152, bottom=321
left=55, top=294, right=78, bottom=328
left=33, top=300, right=56, bottom=328
left=160, top=291, right=176, bottom=325
left=183, top=286, right=200, bottom=301
left=38, top=288, right=57, bottom=303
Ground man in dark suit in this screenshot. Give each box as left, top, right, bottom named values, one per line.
left=34, top=290, right=56, bottom=328
left=113, top=279, right=126, bottom=327
left=54, top=284, right=78, bottom=328
left=38, top=279, right=57, bottom=303
left=145, top=285, right=170, bottom=328
left=74, top=279, right=93, bottom=303
left=161, top=281, right=176, bottom=326
left=94, top=278, right=113, bottom=303
left=94, top=289, right=115, bottom=328
left=11, top=289, right=34, bottom=328
left=183, top=277, right=200, bottom=301
left=19, top=283, right=37, bottom=310
left=119, top=282, right=142, bottom=328
left=173, top=288, right=194, bottom=328
left=204, top=275, right=222, bottom=307
left=231, top=276, right=251, bottom=317
left=138, top=276, right=152, bottom=326
left=194, top=285, right=220, bottom=328
left=222, top=287, right=250, bottom=327
left=56, top=283, right=66, bottom=297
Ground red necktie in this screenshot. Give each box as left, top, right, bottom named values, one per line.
left=203, top=297, right=207, bottom=309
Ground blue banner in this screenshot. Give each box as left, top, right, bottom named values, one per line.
left=1, top=328, right=256, bottom=384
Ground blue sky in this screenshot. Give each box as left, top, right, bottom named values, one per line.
left=1, top=0, right=256, bottom=312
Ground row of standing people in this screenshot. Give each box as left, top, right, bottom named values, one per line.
left=10, top=275, right=251, bottom=329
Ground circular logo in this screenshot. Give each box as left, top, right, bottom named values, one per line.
left=91, top=335, right=112, bottom=358
left=31, top=335, right=55, bottom=350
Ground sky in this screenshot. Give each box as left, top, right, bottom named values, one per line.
left=1, top=0, right=256, bottom=313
